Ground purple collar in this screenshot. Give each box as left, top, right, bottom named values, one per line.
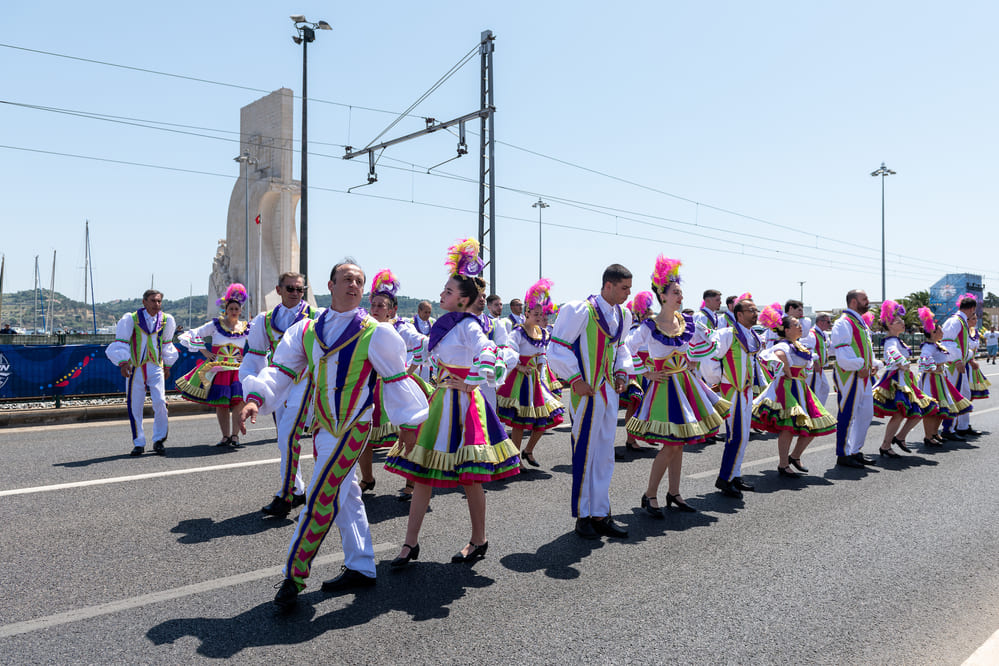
left=428, top=312, right=477, bottom=352
left=315, top=308, right=368, bottom=352
left=587, top=295, right=624, bottom=342
left=700, top=307, right=719, bottom=328
left=513, top=323, right=549, bottom=348
left=212, top=318, right=249, bottom=338
left=271, top=302, right=309, bottom=335
left=644, top=313, right=694, bottom=347
left=136, top=308, right=163, bottom=335
left=884, top=335, right=911, bottom=355
left=732, top=322, right=761, bottom=354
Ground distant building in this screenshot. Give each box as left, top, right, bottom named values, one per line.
left=929, top=273, right=983, bottom=320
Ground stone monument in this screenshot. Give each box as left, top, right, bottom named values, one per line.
left=208, top=88, right=308, bottom=316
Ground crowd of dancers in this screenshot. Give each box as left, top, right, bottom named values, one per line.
left=105, top=240, right=991, bottom=612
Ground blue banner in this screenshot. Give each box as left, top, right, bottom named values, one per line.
left=0, top=344, right=202, bottom=399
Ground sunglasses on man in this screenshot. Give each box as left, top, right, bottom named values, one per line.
left=283, top=285, right=306, bottom=293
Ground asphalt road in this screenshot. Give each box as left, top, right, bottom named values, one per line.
left=2, top=373, right=999, bottom=664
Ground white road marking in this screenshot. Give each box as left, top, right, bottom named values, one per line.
left=0, top=543, right=395, bottom=639
left=687, top=444, right=836, bottom=479
left=0, top=413, right=277, bottom=434
left=0, top=454, right=314, bottom=497
left=963, top=625, right=999, bottom=665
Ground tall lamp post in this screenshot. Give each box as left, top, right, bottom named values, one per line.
left=870, top=162, right=896, bottom=303
left=532, top=198, right=549, bottom=280
left=291, top=14, right=331, bottom=286
left=234, top=151, right=258, bottom=311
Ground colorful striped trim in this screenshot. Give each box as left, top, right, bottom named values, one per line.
left=565, top=372, right=582, bottom=385
left=382, top=372, right=408, bottom=383
left=271, top=363, right=297, bottom=379
left=399, top=424, right=418, bottom=431
left=246, top=393, right=264, bottom=407
left=552, top=336, right=573, bottom=349
left=246, top=348, right=268, bottom=356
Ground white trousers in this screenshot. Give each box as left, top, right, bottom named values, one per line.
left=835, top=374, right=873, bottom=456
left=809, top=369, right=831, bottom=406
left=126, top=363, right=168, bottom=448
left=273, top=378, right=311, bottom=498
left=567, top=383, right=619, bottom=518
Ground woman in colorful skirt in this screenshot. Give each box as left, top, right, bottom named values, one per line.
left=496, top=278, right=564, bottom=467
left=967, top=315, right=992, bottom=400
left=386, top=239, right=520, bottom=566
left=624, top=255, right=729, bottom=515
left=541, top=306, right=563, bottom=401
left=917, top=307, right=973, bottom=447
left=872, top=300, right=937, bottom=457
left=176, top=283, right=251, bottom=448
left=621, top=291, right=655, bottom=452
left=751, top=304, right=837, bottom=477
left=359, top=269, right=430, bottom=495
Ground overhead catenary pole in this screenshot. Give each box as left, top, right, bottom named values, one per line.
left=532, top=198, right=549, bottom=280
left=798, top=281, right=805, bottom=304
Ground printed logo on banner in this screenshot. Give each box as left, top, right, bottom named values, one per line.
left=0, top=351, right=10, bottom=391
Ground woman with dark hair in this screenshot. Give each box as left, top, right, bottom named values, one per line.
left=385, top=239, right=519, bottom=566
left=177, top=283, right=251, bottom=448
left=751, top=304, right=836, bottom=477
left=624, top=255, right=729, bottom=515
left=916, top=307, right=972, bottom=447
left=872, top=300, right=937, bottom=456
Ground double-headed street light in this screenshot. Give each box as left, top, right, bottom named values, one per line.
left=532, top=198, right=549, bottom=280
left=870, top=162, right=896, bottom=303
left=291, top=14, right=331, bottom=286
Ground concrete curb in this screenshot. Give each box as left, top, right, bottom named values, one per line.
left=0, top=400, right=215, bottom=428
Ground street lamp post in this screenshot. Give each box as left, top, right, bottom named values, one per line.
left=234, top=151, right=258, bottom=311
left=291, top=14, right=331, bottom=286
left=532, top=198, right=549, bottom=280
left=870, top=162, right=896, bottom=303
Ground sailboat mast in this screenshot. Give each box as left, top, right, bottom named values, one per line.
left=49, top=250, right=57, bottom=334
left=87, top=221, right=97, bottom=334
left=34, top=255, right=40, bottom=333
left=0, top=254, right=5, bottom=327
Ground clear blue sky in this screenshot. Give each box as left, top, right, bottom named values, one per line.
left=2, top=1, right=996, bottom=318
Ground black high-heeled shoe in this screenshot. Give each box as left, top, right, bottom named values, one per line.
left=891, top=437, right=912, bottom=453
left=665, top=493, right=697, bottom=513
left=522, top=451, right=540, bottom=467
left=777, top=466, right=801, bottom=478
left=923, top=437, right=943, bottom=448
left=451, top=541, right=488, bottom=563
left=359, top=478, right=376, bottom=492
left=788, top=456, right=809, bottom=472
left=625, top=440, right=645, bottom=452
left=640, top=494, right=664, bottom=518
left=390, top=543, right=420, bottom=568
left=879, top=447, right=901, bottom=458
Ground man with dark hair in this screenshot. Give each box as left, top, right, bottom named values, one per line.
left=831, top=289, right=876, bottom=468
left=694, top=289, right=724, bottom=391
left=549, top=263, right=634, bottom=539
left=508, top=298, right=525, bottom=327
left=241, top=260, right=429, bottom=612
left=941, top=296, right=980, bottom=439
left=723, top=295, right=739, bottom=327
left=105, top=289, right=178, bottom=456
left=240, top=271, right=318, bottom=517
left=411, top=300, right=436, bottom=384
left=711, top=297, right=763, bottom=498
left=486, top=294, right=503, bottom=317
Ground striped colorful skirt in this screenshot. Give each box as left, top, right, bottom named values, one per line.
left=873, top=367, right=938, bottom=418
left=751, top=368, right=836, bottom=437
left=918, top=372, right=973, bottom=418
left=970, top=366, right=991, bottom=400
left=619, top=376, right=645, bottom=411
left=625, top=363, right=730, bottom=446
left=496, top=358, right=564, bottom=431
left=753, top=356, right=773, bottom=397
left=176, top=361, right=244, bottom=407
left=385, top=375, right=520, bottom=487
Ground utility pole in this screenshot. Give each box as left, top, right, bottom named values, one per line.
left=532, top=198, right=549, bottom=279
left=870, top=162, right=896, bottom=303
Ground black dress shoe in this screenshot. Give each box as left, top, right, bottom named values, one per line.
left=923, top=437, right=944, bottom=448
left=837, top=455, right=865, bottom=469
left=522, top=451, right=541, bottom=467
left=321, top=565, right=376, bottom=592
left=129, top=446, right=144, bottom=457
left=714, top=478, right=743, bottom=499
left=451, top=541, right=489, bottom=563
left=853, top=453, right=876, bottom=465
left=614, top=449, right=626, bottom=461
left=665, top=493, right=697, bottom=513
left=390, top=543, right=420, bottom=568
left=152, top=439, right=166, bottom=455
left=575, top=518, right=599, bottom=540
left=262, top=497, right=292, bottom=518
left=592, top=516, right=628, bottom=539
left=273, top=578, right=300, bottom=613
left=641, top=494, right=664, bottom=519
left=291, top=493, right=306, bottom=508
left=891, top=437, right=912, bottom=453
left=788, top=456, right=809, bottom=472
left=731, top=477, right=755, bottom=492
left=941, top=431, right=965, bottom=441
left=879, top=447, right=901, bottom=458
left=957, top=428, right=981, bottom=437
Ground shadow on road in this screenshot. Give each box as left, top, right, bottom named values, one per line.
left=500, top=531, right=604, bottom=580
left=750, top=470, right=836, bottom=494
left=52, top=438, right=275, bottom=468
left=146, top=562, right=494, bottom=658
left=171, top=511, right=294, bottom=544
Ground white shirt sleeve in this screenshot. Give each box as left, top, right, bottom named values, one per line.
left=161, top=315, right=178, bottom=367
left=105, top=314, right=134, bottom=366
left=242, top=320, right=309, bottom=415
left=547, top=301, right=589, bottom=383
left=369, top=324, right=430, bottom=428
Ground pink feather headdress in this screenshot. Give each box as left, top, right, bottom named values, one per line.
left=917, top=306, right=936, bottom=334
left=738, top=292, right=753, bottom=303
left=631, top=291, right=655, bottom=318
left=525, top=278, right=555, bottom=314
left=956, top=292, right=977, bottom=307
left=370, top=269, right=400, bottom=301
left=879, top=299, right=906, bottom=325
left=216, top=282, right=248, bottom=308
left=861, top=311, right=875, bottom=328
left=758, top=303, right=784, bottom=331
left=650, top=255, right=682, bottom=294
left=445, top=238, right=484, bottom=278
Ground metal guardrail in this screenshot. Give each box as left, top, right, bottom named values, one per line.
left=0, top=334, right=117, bottom=346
